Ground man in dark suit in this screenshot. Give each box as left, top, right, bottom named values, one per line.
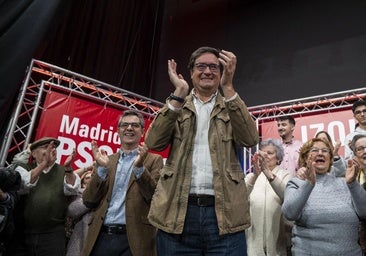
left=81, top=110, right=163, bottom=256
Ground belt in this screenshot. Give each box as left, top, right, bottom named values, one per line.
left=101, top=224, right=126, bottom=235
left=188, top=194, right=215, bottom=207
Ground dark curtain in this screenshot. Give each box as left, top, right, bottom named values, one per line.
left=0, top=0, right=69, bottom=143
left=0, top=0, right=163, bottom=144
left=35, top=0, right=163, bottom=98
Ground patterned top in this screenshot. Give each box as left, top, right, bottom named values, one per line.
left=282, top=174, right=366, bottom=255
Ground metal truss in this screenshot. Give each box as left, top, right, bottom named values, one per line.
left=242, top=87, right=366, bottom=173
left=0, top=59, right=164, bottom=166
left=248, top=87, right=366, bottom=121
left=1, top=57, right=365, bottom=169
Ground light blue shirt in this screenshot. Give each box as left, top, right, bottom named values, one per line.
left=97, top=148, right=144, bottom=225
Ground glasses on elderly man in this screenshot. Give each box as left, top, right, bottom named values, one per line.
left=309, top=148, right=331, bottom=154
left=194, top=63, right=220, bottom=72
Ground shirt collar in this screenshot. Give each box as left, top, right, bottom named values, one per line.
left=119, top=147, right=139, bottom=158
left=192, top=89, right=217, bottom=104
left=40, top=162, right=56, bottom=173
left=283, top=137, right=294, bottom=144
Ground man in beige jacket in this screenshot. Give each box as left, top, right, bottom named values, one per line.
left=145, top=47, right=259, bottom=255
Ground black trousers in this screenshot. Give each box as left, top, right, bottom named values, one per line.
left=90, top=232, right=131, bottom=256
left=5, top=230, right=65, bottom=256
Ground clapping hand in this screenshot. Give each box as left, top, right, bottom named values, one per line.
left=219, top=50, right=236, bottom=89
left=168, top=59, right=189, bottom=96
left=64, top=148, right=76, bottom=168
left=333, top=140, right=341, bottom=157
left=345, top=158, right=360, bottom=184
left=250, top=152, right=262, bottom=177
left=297, top=157, right=316, bottom=185
left=39, top=141, right=57, bottom=168
left=91, top=140, right=109, bottom=168
left=134, top=142, right=148, bottom=168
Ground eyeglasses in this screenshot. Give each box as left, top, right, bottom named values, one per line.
left=355, top=146, right=366, bottom=153
left=309, top=148, right=331, bottom=154
left=194, top=63, right=220, bottom=72
left=354, top=109, right=366, bottom=116
left=119, top=122, right=142, bottom=129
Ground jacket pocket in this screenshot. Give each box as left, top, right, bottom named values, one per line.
left=215, top=114, right=233, bottom=142
left=227, top=170, right=245, bottom=184
left=154, top=167, right=175, bottom=198
left=175, top=111, right=192, bottom=141
left=160, top=168, right=174, bottom=179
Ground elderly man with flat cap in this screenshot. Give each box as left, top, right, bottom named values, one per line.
left=6, top=137, right=80, bottom=256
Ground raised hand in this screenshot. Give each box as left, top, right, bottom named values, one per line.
left=168, top=59, right=189, bottom=96
left=91, top=140, right=109, bottom=168
left=333, top=140, right=341, bottom=157
left=250, top=152, right=262, bottom=177
left=218, top=50, right=236, bottom=89
left=345, top=158, right=360, bottom=184
left=38, top=141, right=57, bottom=168
left=134, top=142, right=148, bottom=168
left=297, top=157, right=316, bottom=185
left=64, top=148, right=76, bottom=168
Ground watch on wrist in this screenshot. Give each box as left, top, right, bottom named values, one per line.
left=168, top=93, right=185, bottom=104
left=65, top=168, right=73, bottom=173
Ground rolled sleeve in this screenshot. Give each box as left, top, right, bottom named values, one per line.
left=64, top=172, right=81, bottom=196
left=15, top=166, right=38, bottom=192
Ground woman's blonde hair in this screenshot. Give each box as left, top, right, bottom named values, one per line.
left=298, top=138, right=333, bottom=172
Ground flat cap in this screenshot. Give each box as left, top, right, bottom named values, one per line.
left=30, top=137, right=60, bottom=151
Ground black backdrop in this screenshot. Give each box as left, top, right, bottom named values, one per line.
left=154, top=0, right=366, bottom=106
left=1, top=0, right=366, bottom=143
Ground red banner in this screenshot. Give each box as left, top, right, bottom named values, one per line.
left=260, top=109, right=355, bottom=156
left=35, top=91, right=168, bottom=169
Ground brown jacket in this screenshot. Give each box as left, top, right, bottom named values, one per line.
left=81, top=151, right=163, bottom=256
left=145, top=93, right=259, bottom=235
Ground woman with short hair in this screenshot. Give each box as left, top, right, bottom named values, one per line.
left=282, top=137, right=366, bottom=255
left=245, top=138, right=292, bottom=256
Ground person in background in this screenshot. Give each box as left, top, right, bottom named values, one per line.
left=344, top=100, right=366, bottom=160
left=315, top=131, right=346, bottom=177
left=0, top=190, right=17, bottom=256
left=8, top=137, right=80, bottom=256
left=74, top=163, right=94, bottom=177
left=0, top=165, right=21, bottom=256
left=349, top=134, right=366, bottom=255
left=282, top=137, right=366, bottom=255
left=245, top=139, right=292, bottom=256
left=145, top=46, right=259, bottom=255
left=276, top=115, right=302, bottom=176
left=65, top=164, right=94, bottom=242
left=66, top=168, right=93, bottom=256
left=81, top=110, right=164, bottom=256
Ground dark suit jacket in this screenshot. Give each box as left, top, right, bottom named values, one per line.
left=81, top=151, right=163, bottom=256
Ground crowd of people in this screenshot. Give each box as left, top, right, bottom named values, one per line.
left=0, top=46, right=366, bottom=256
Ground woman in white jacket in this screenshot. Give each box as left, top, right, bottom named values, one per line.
left=245, top=139, right=292, bottom=256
